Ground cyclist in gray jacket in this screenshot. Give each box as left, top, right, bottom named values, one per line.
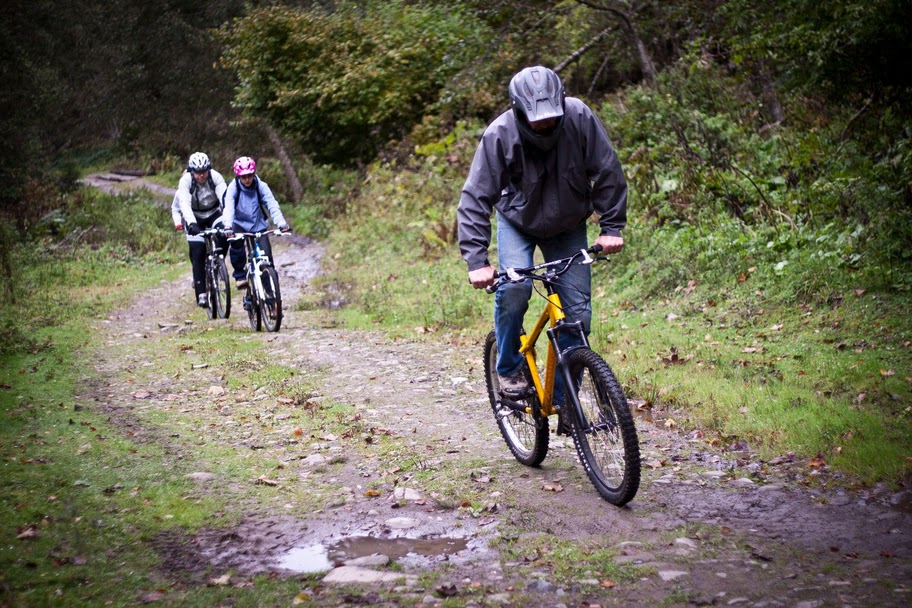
left=222, top=156, right=290, bottom=289
left=457, top=65, right=628, bottom=407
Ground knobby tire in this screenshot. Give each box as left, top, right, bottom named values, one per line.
left=484, top=330, right=549, bottom=466
left=211, top=258, right=231, bottom=319
left=204, top=259, right=217, bottom=320
left=259, top=266, right=282, bottom=333
left=246, top=284, right=262, bottom=331
left=566, top=348, right=640, bottom=506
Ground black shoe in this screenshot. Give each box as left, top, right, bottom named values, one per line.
left=556, top=408, right=572, bottom=436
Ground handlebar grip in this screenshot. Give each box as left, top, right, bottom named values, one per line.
left=589, top=244, right=603, bottom=254
left=484, top=270, right=503, bottom=294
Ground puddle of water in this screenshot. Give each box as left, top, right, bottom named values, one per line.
left=277, top=535, right=469, bottom=574
left=277, top=544, right=332, bottom=573
left=329, top=535, right=467, bottom=562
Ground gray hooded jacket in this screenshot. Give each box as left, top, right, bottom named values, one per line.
left=457, top=96, right=627, bottom=270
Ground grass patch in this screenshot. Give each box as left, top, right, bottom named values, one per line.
left=310, top=116, right=912, bottom=487
left=494, top=532, right=642, bottom=586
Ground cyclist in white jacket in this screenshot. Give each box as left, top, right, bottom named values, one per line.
left=170, top=152, right=229, bottom=307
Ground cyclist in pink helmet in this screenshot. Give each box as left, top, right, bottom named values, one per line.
left=233, top=156, right=257, bottom=176
left=222, top=156, right=291, bottom=289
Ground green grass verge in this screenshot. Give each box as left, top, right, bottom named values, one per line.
left=311, top=144, right=911, bottom=487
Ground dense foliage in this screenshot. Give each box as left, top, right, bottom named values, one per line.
left=219, top=1, right=488, bottom=166
left=2, top=0, right=910, bottom=483
left=1, top=0, right=253, bottom=225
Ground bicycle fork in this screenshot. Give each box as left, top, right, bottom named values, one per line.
left=547, top=321, right=593, bottom=433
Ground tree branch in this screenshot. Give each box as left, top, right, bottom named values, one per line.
left=571, top=0, right=656, bottom=86
left=555, top=27, right=613, bottom=73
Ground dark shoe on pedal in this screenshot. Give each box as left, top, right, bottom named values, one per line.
left=236, top=279, right=248, bottom=289
left=197, top=293, right=208, bottom=307
left=555, top=408, right=572, bottom=436
left=498, top=371, right=530, bottom=397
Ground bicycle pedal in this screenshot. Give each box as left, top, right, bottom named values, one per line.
left=498, top=386, right=534, bottom=399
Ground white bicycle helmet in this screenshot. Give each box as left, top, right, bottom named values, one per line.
left=188, top=152, right=212, bottom=173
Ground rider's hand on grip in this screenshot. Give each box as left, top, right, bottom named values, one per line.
left=224, top=228, right=235, bottom=239
left=187, top=223, right=200, bottom=236
left=279, top=224, right=291, bottom=233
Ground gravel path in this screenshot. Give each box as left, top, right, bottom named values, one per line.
left=84, top=176, right=912, bottom=606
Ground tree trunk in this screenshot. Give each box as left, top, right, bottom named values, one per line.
left=756, top=62, right=785, bottom=125
left=264, top=123, right=303, bottom=203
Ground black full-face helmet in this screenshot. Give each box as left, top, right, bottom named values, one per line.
left=509, top=66, right=566, bottom=151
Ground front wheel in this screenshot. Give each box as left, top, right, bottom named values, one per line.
left=565, top=348, right=640, bottom=506
left=259, top=266, right=282, bottom=332
left=210, top=258, right=231, bottom=319
left=484, top=330, right=549, bottom=466
left=245, top=284, right=262, bottom=331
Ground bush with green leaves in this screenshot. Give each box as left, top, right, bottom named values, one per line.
left=219, top=1, right=487, bottom=166
left=597, top=54, right=912, bottom=301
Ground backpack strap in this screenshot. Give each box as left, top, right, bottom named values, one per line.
left=187, top=171, right=216, bottom=197
left=232, top=176, right=268, bottom=219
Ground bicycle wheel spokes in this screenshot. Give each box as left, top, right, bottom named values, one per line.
left=259, top=266, right=283, bottom=332
left=567, top=348, right=640, bottom=506
left=484, top=331, right=549, bottom=466
left=212, top=259, right=231, bottom=319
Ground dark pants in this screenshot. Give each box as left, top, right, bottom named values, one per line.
left=229, top=234, right=273, bottom=282
left=187, top=215, right=228, bottom=297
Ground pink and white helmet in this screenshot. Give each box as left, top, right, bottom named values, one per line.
left=233, top=156, right=256, bottom=176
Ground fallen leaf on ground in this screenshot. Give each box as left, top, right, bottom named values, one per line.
left=808, top=456, right=826, bottom=468
left=207, top=574, right=231, bottom=586
left=17, top=526, right=39, bottom=540
left=139, top=590, right=165, bottom=603
left=254, top=476, right=279, bottom=486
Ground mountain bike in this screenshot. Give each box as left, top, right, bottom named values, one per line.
left=201, top=227, right=230, bottom=320
left=229, top=229, right=285, bottom=333
left=483, top=245, right=640, bottom=506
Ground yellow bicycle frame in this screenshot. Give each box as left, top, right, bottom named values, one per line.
left=518, top=291, right=566, bottom=417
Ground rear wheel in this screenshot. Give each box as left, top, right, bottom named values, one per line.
left=484, top=330, right=549, bottom=466
left=211, top=258, right=231, bottom=319
left=245, top=284, right=262, bottom=331
left=259, top=266, right=282, bottom=332
left=566, top=348, right=640, bottom=506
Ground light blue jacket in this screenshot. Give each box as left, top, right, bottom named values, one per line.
left=222, top=176, right=287, bottom=233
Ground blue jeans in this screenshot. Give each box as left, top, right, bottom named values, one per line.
left=494, top=213, right=591, bottom=405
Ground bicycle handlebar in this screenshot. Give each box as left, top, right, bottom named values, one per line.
left=226, top=229, right=289, bottom=242
left=485, top=245, right=606, bottom=294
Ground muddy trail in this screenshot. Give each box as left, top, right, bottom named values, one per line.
left=84, top=175, right=910, bottom=606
